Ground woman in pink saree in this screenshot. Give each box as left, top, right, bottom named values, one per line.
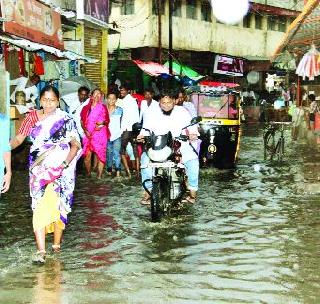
left=81, top=89, right=110, bottom=178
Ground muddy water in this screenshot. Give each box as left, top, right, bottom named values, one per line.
left=0, top=124, right=320, bottom=304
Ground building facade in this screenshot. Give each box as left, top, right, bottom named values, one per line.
left=108, top=0, right=301, bottom=90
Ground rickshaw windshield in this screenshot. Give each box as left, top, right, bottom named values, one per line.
left=191, top=93, right=239, bottom=119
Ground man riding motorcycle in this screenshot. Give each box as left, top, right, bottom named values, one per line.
left=137, top=89, right=199, bottom=204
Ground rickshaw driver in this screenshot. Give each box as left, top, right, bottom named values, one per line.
left=137, top=89, right=200, bottom=204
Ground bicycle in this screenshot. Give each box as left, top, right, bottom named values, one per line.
left=263, top=121, right=291, bottom=161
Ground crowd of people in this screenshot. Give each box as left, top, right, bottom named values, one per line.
left=1, top=83, right=200, bottom=263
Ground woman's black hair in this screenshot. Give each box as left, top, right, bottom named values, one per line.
left=40, top=85, right=60, bottom=99
left=91, top=88, right=102, bottom=95
left=108, top=91, right=119, bottom=99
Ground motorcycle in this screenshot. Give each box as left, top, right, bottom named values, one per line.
left=140, top=116, right=201, bottom=222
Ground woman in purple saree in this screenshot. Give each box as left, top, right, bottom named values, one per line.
left=10, top=85, right=81, bottom=263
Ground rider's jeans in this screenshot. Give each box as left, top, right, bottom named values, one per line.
left=140, top=152, right=199, bottom=192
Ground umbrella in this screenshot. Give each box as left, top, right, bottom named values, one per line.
left=133, top=60, right=170, bottom=76
left=296, top=45, right=320, bottom=80
left=59, top=76, right=97, bottom=97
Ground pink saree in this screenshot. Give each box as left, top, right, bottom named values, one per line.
left=81, top=100, right=110, bottom=163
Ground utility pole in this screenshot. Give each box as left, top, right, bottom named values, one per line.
left=169, top=0, right=173, bottom=74
left=157, top=0, right=162, bottom=63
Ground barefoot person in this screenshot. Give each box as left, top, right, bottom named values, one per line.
left=10, top=85, right=82, bottom=263
left=81, top=89, right=110, bottom=179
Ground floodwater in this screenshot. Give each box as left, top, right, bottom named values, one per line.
left=1, top=124, right=320, bottom=304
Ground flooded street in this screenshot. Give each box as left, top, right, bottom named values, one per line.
left=1, top=124, right=320, bottom=304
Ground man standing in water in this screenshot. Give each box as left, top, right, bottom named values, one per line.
left=119, top=85, right=140, bottom=178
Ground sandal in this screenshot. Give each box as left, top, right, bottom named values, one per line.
left=182, top=196, right=196, bottom=204
left=52, top=244, right=61, bottom=253
left=32, top=250, right=46, bottom=264
left=140, top=196, right=151, bottom=205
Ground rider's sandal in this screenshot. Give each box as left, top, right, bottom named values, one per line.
left=140, top=197, right=151, bottom=205
left=182, top=196, right=196, bottom=204
left=32, top=250, right=46, bottom=264
left=52, top=244, right=61, bottom=253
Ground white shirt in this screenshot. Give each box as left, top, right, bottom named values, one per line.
left=120, top=94, right=139, bottom=133
left=142, top=106, right=199, bottom=163
left=108, top=107, right=123, bottom=141
left=10, top=77, right=38, bottom=105
left=61, top=92, right=81, bottom=114
left=72, top=98, right=90, bottom=137
left=139, top=99, right=159, bottom=122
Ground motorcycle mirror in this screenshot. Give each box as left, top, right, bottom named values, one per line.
left=191, top=116, right=202, bottom=124
left=182, top=116, right=202, bottom=130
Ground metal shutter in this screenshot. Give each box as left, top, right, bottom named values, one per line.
left=84, top=27, right=102, bottom=87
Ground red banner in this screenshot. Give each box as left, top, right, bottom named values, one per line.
left=1, top=0, right=64, bottom=49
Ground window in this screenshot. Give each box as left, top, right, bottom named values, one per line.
left=152, top=0, right=165, bottom=15
left=121, top=0, right=134, bottom=15
left=278, top=16, right=287, bottom=32
left=201, top=0, right=211, bottom=22
left=173, top=0, right=182, bottom=17
left=186, top=0, right=197, bottom=19
left=255, top=14, right=262, bottom=30
left=267, top=16, right=277, bottom=31
left=243, top=13, right=252, bottom=28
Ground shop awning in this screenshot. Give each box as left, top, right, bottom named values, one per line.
left=272, top=0, right=320, bottom=61
left=199, top=80, right=239, bottom=88
left=164, top=61, right=204, bottom=81
left=0, top=34, right=98, bottom=63
left=133, top=60, right=170, bottom=76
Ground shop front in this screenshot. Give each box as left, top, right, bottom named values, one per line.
left=0, top=0, right=98, bottom=167
left=77, top=0, right=109, bottom=92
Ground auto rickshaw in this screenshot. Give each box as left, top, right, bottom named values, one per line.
left=188, top=82, right=241, bottom=169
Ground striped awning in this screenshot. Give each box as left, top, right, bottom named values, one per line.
left=272, top=0, right=320, bottom=61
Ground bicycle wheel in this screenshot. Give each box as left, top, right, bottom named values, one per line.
left=264, top=129, right=276, bottom=160
left=275, top=137, right=285, bottom=161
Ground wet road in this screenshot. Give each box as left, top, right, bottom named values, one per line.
left=1, top=124, right=320, bottom=304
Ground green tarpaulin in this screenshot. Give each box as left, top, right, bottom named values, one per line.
left=164, top=61, right=204, bottom=81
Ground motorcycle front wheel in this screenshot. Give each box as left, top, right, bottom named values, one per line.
left=151, top=178, right=164, bottom=222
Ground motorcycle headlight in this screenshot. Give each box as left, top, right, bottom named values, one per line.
left=200, top=123, right=212, bottom=133
left=147, top=146, right=172, bottom=162
left=209, top=128, right=215, bottom=135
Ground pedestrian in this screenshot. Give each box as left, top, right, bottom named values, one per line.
left=106, top=92, right=123, bottom=177
left=308, top=94, right=319, bottom=131
left=0, top=113, right=11, bottom=194
left=139, top=88, right=159, bottom=124
left=10, top=74, right=40, bottom=109
left=119, top=84, right=140, bottom=178
left=69, top=86, right=90, bottom=137
left=81, top=88, right=110, bottom=179
left=9, top=85, right=82, bottom=263
left=176, top=89, right=197, bottom=118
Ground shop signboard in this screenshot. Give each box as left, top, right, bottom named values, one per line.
left=0, top=0, right=64, bottom=49
left=77, top=0, right=109, bottom=27
left=213, top=54, right=244, bottom=77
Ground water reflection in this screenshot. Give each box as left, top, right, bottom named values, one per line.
left=32, top=259, right=63, bottom=304
left=0, top=124, right=319, bottom=303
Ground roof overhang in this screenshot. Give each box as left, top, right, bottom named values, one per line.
left=272, top=0, right=320, bottom=61
left=0, top=33, right=98, bottom=63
